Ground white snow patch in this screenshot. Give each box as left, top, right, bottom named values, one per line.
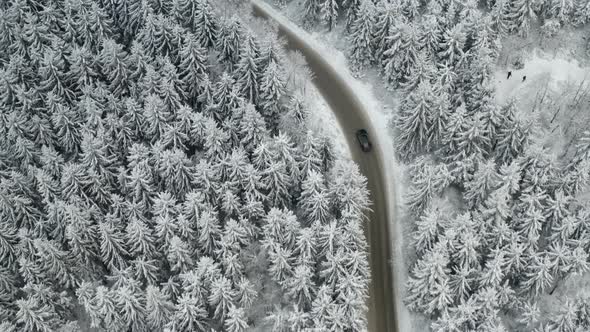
left=494, top=50, right=590, bottom=104
left=493, top=49, right=590, bottom=159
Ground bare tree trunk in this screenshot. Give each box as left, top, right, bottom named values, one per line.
left=561, top=130, right=580, bottom=160
left=571, top=78, right=588, bottom=107
left=549, top=106, right=562, bottom=124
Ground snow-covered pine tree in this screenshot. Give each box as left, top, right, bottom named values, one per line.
left=234, top=39, right=260, bottom=103
left=321, top=0, right=339, bottom=31
left=99, top=38, right=129, bottom=97
left=405, top=157, right=453, bottom=214
left=495, top=107, right=533, bottom=164
left=238, top=104, right=268, bottom=153
left=443, top=112, right=491, bottom=182
left=348, top=0, right=375, bottom=71
left=418, top=15, right=441, bottom=59
left=463, top=159, right=499, bottom=208
left=401, top=50, right=436, bottom=91
left=400, top=0, right=420, bottom=20
left=99, top=221, right=130, bottom=271
left=167, top=236, right=194, bottom=273
left=197, top=208, right=222, bottom=256
left=489, top=0, right=509, bottom=35
left=303, top=0, right=322, bottom=23
left=507, top=0, right=538, bottom=37
left=67, top=46, right=99, bottom=91
left=548, top=0, right=575, bottom=25
left=343, top=0, right=361, bottom=30
left=328, top=162, right=370, bottom=220
left=193, top=0, right=218, bottom=48
left=438, top=23, right=466, bottom=65
left=382, top=22, right=420, bottom=85
left=114, top=283, right=147, bottom=331
left=33, top=238, right=77, bottom=288
left=208, top=275, right=237, bottom=321
left=225, top=305, right=249, bottom=332
left=216, top=16, right=242, bottom=68
left=522, top=252, right=554, bottom=296
left=168, top=293, right=208, bottom=331
left=16, top=297, right=59, bottom=332
left=178, top=33, right=208, bottom=102
left=259, top=60, right=286, bottom=128
left=573, top=0, right=590, bottom=26
left=0, top=218, right=20, bottom=268
left=51, top=103, right=82, bottom=155
left=412, top=205, right=447, bottom=255
left=372, top=1, right=401, bottom=63
left=405, top=242, right=452, bottom=315
left=145, top=285, right=174, bottom=329
left=299, top=170, right=331, bottom=225
left=395, top=81, right=436, bottom=160
left=64, top=207, right=99, bottom=269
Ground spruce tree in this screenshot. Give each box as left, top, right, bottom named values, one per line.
left=145, top=285, right=174, bottom=330
left=508, top=0, right=537, bottom=37
left=372, top=1, right=400, bottom=62
left=225, top=305, right=249, bottom=332
left=304, top=0, right=322, bottom=23
left=395, top=81, right=436, bottom=160
left=259, top=60, right=286, bottom=129
left=348, top=0, right=375, bottom=70
left=193, top=0, right=218, bottom=48
left=178, top=33, right=208, bottom=102
left=321, top=0, right=339, bottom=31
left=234, top=41, right=260, bottom=103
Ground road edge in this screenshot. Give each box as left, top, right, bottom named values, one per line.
left=249, top=1, right=411, bottom=331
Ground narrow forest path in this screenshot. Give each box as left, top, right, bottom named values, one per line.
left=250, top=2, right=399, bottom=331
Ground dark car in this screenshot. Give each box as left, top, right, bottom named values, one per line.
left=356, top=129, right=372, bottom=152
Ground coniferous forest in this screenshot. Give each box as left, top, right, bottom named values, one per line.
left=0, top=0, right=373, bottom=331
left=296, top=0, right=590, bottom=331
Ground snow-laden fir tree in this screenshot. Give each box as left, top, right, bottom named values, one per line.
left=395, top=81, right=437, bottom=160
left=321, top=0, right=339, bottom=31
left=348, top=0, right=375, bottom=71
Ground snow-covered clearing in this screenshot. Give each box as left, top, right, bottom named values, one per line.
left=495, top=49, right=590, bottom=160
left=495, top=51, right=590, bottom=104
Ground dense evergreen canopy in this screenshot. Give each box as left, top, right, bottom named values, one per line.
left=0, top=0, right=372, bottom=330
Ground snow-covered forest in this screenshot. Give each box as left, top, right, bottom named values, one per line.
left=0, top=0, right=374, bottom=331
left=290, top=0, right=590, bottom=331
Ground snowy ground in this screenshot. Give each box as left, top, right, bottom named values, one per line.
left=495, top=51, right=590, bottom=104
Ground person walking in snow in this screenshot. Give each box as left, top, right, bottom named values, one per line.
left=522, top=75, right=526, bottom=82
left=507, top=71, right=512, bottom=79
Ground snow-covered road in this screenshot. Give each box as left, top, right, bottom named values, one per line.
left=250, top=1, right=402, bottom=331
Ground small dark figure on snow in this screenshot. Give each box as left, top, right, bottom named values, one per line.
left=507, top=71, right=512, bottom=79
left=522, top=75, right=527, bottom=82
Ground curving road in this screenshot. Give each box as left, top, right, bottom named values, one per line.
left=250, top=2, right=399, bottom=332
